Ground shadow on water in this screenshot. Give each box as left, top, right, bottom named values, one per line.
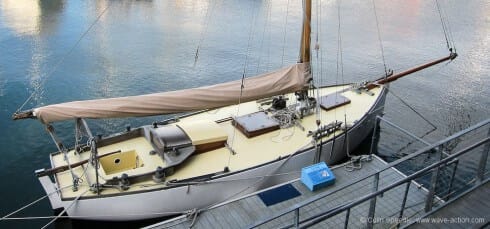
left=55, top=215, right=177, bottom=229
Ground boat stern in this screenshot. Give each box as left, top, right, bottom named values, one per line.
left=35, top=169, right=63, bottom=210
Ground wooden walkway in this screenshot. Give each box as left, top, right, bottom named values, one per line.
left=406, top=181, right=489, bottom=229
left=144, top=155, right=430, bottom=229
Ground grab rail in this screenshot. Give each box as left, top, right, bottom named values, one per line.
left=249, top=118, right=489, bottom=228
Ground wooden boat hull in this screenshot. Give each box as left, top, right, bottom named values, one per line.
left=38, top=87, right=387, bottom=221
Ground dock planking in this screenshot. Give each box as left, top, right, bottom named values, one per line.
left=144, top=155, right=431, bottom=229
left=406, top=181, right=489, bottom=229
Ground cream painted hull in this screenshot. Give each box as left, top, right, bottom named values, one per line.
left=38, top=87, right=387, bottom=221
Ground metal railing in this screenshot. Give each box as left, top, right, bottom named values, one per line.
left=249, top=118, right=490, bottom=228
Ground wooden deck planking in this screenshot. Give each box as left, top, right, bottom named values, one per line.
left=146, top=156, right=431, bottom=229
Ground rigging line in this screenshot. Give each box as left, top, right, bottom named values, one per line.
left=386, top=88, right=437, bottom=129
left=281, top=0, right=291, bottom=67
left=265, top=1, right=273, bottom=72
left=256, top=0, right=272, bottom=74
left=241, top=0, right=259, bottom=78
left=41, top=189, right=89, bottom=229
left=319, top=0, right=326, bottom=123
left=16, top=1, right=112, bottom=113
left=435, top=0, right=452, bottom=51
left=47, top=125, right=79, bottom=189
left=371, top=0, right=388, bottom=76
left=335, top=0, right=345, bottom=123
left=1, top=184, right=74, bottom=221
left=439, top=0, right=457, bottom=51
left=0, top=196, right=49, bottom=221
left=193, top=0, right=217, bottom=68
left=230, top=0, right=259, bottom=156
left=313, top=0, right=321, bottom=122
left=314, top=0, right=320, bottom=61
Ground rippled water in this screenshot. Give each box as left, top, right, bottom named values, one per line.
left=0, top=0, right=488, bottom=228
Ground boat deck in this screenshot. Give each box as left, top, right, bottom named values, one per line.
left=144, top=155, right=430, bottom=229
left=50, top=86, right=384, bottom=199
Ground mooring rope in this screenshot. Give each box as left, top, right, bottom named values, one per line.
left=0, top=184, right=73, bottom=221
left=1, top=210, right=189, bottom=222
left=40, top=189, right=89, bottom=229
left=0, top=195, right=49, bottom=221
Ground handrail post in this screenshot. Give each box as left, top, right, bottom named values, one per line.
left=445, top=159, right=459, bottom=200
left=344, top=208, right=350, bottom=228
left=476, top=128, right=490, bottom=183
left=425, top=166, right=440, bottom=212
left=367, top=173, right=379, bottom=229
left=398, top=181, right=411, bottom=227
left=294, top=208, right=300, bottom=228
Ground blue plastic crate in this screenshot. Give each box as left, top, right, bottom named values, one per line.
left=301, top=162, right=336, bottom=191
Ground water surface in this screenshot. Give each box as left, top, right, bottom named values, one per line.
left=0, top=0, right=488, bottom=228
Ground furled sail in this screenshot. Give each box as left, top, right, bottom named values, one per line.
left=31, top=63, right=310, bottom=123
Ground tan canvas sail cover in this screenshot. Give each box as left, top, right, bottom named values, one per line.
left=33, top=63, right=310, bottom=123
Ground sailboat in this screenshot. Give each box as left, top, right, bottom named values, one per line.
left=12, top=0, right=456, bottom=221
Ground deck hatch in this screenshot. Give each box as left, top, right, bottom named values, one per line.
left=319, top=93, right=351, bottom=111
left=232, top=112, right=280, bottom=138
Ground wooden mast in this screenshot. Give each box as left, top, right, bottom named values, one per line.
left=299, top=0, right=312, bottom=64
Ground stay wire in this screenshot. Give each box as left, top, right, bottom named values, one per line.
left=281, top=0, right=291, bottom=67
left=230, top=0, right=259, bottom=159
left=435, top=0, right=456, bottom=51
left=386, top=88, right=437, bottom=129
left=440, top=0, right=457, bottom=51
left=319, top=0, right=326, bottom=123
left=314, top=0, right=321, bottom=121
left=335, top=0, right=345, bottom=123
left=16, top=1, right=112, bottom=113
left=256, top=0, right=272, bottom=74
left=241, top=0, right=259, bottom=78
left=372, top=0, right=388, bottom=76
left=193, top=0, right=217, bottom=67
left=265, top=1, right=273, bottom=72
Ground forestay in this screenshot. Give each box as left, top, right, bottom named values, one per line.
left=33, top=63, right=310, bottom=123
